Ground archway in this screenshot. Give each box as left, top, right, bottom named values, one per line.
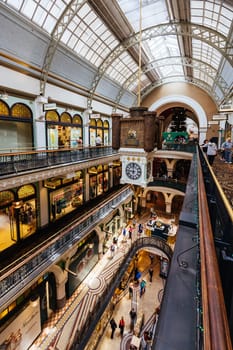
left=149, top=95, right=208, bottom=143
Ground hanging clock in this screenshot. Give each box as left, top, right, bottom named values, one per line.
left=125, top=162, right=142, bottom=180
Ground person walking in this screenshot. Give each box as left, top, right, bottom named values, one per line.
left=140, top=279, right=146, bottom=297
left=129, top=308, right=137, bottom=331
left=201, top=139, right=208, bottom=154
left=141, top=331, right=150, bottom=350
left=110, top=318, right=117, bottom=339
left=138, top=223, right=143, bottom=236
left=149, top=267, right=154, bottom=283
left=122, top=227, right=127, bottom=241
left=95, top=134, right=102, bottom=146
left=221, top=137, right=233, bottom=164
left=128, top=226, right=133, bottom=240
left=118, top=316, right=125, bottom=337
left=207, top=138, right=217, bottom=165
left=129, top=283, right=133, bottom=299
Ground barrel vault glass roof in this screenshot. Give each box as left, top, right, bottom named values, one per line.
left=1, top=0, right=233, bottom=108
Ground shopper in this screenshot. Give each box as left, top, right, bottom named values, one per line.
left=129, top=284, right=133, bottom=299
left=110, top=244, right=115, bottom=258
left=149, top=267, right=154, bottom=282
left=95, top=134, right=102, bottom=146
left=118, top=316, right=125, bottom=337
left=129, top=308, right=137, bottom=331
left=128, top=226, right=133, bottom=240
left=141, top=331, right=150, bottom=350
left=140, top=279, right=146, bottom=297
left=110, top=318, right=117, bottom=339
left=201, top=139, right=208, bottom=153
left=221, top=137, right=233, bottom=164
left=138, top=223, right=143, bottom=236
left=207, top=138, right=217, bottom=165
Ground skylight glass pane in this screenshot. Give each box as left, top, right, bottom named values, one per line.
left=4, top=0, right=23, bottom=10
left=191, top=0, right=233, bottom=36
left=105, top=52, right=138, bottom=85
left=60, top=2, right=119, bottom=67
left=192, top=39, right=221, bottom=69
left=117, top=0, right=168, bottom=31
left=22, top=0, right=37, bottom=19
left=4, top=0, right=69, bottom=33
left=43, top=15, right=56, bottom=32
left=129, top=74, right=151, bottom=93
left=159, top=65, right=183, bottom=78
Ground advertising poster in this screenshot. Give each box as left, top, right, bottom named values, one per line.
left=0, top=300, right=41, bottom=350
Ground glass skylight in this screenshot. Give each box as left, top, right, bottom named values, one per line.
left=2, top=0, right=232, bottom=105
left=191, top=0, right=233, bottom=37
left=105, top=51, right=138, bottom=84
left=4, top=0, right=70, bottom=33
left=117, top=0, right=168, bottom=31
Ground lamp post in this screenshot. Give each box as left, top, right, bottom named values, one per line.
left=13, top=201, right=22, bottom=243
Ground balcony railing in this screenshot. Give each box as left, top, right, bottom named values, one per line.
left=0, top=186, right=133, bottom=309
left=148, top=178, right=186, bottom=192
left=197, top=151, right=233, bottom=350
left=0, top=146, right=118, bottom=176
left=70, top=236, right=173, bottom=350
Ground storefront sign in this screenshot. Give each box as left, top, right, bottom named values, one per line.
left=90, top=113, right=100, bottom=119
left=43, top=103, right=57, bottom=111
left=0, top=300, right=41, bottom=349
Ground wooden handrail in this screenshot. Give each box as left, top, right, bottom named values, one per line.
left=0, top=144, right=111, bottom=156
left=198, top=154, right=232, bottom=350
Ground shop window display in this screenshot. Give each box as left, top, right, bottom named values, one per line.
left=50, top=180, right=84, bottom=221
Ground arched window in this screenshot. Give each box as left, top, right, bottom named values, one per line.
left=45, top=110, right=59, bottom=122
left=0, top=100, right=10, bottom=116
left=103, top=120, right=110, bottom=145
left=71, top=114, right=83, bottom=147
left=60, top=112, right=72, bottom=123
left=89, top=119, right=97, bottom=146
left=11, top=103, right=32, bottom=119
left=0, top=102, right=33, bottom=150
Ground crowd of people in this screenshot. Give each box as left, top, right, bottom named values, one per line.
left=201, top=137, right=233, bottom=165
left=105, top=219, right=161, bottom=350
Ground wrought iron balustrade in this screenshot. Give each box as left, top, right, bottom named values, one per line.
left=0, top=186, right=133, bottom=309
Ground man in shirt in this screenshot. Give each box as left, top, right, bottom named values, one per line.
left=221, top=137, right=233, bottom=164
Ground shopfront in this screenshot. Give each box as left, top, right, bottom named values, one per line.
left=66, top=232, right=99, bottom=297
left=0, top=100, right=33, bottom=151
left=0, top=271, right=56, bottom=349
left=89, top=118, right=110, bottom=146
left=102, top=213, right=121, bottom=254
left=44, top=171, right=84, bottom=221
left=89, top=165, right=109, bottom=200
left=46, top=110, right=83, bottom=149
left=0, top=184, right=37, bottom=250
left=112, top=160, right=122, bottom=186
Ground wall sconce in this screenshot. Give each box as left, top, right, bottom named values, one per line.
left=0, top=91, right=8, bottom=100
left=13, top=201, right=22, bottom=209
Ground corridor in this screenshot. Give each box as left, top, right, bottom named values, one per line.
left=30, top=212, right=176, bottom=350
left=96, top=250, right=165, bottom=350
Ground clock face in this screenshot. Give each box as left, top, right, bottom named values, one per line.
left=125, top=162, right=142, bottom=180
